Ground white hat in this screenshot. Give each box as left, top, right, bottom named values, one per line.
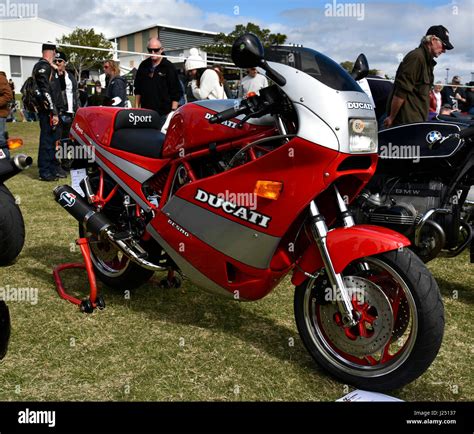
left=185, top=48, right=206, bottom=71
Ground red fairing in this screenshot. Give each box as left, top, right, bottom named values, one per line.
left=73, top=107, right=122, bottom=147
left=175, top=138, right=376, bottom=237
left=291, top=225, right=411, bottom=286
left=162, top=103, right=273, bottom=157
left=149, top=212, right=289, bottom=300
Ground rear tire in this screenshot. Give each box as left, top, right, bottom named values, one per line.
left=294, top=248, right=444, bottom=391
left=0, top=300, right=11, bottom=360
left=0, top=184, right=25, bottom=265
left=79, top=224, right=154, bottom=290
left=77, top=171, right=154, bottom=290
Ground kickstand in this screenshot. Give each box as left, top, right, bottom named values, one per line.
left=53, top=237, right=105, bottom=313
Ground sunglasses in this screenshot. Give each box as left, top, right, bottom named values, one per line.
left=54, top=59, right=65, bottom=64
left=147, top=47, right=162, bottom=53
left=434, top=37, right=446, bottom=49
left=103, top=65, right=110, bottom=69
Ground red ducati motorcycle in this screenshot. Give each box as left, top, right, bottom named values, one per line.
left=55, top=34, right=444, bottom=391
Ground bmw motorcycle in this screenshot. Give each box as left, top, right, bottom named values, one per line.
left=54, top=34, right=444, bottom=391
left=354, top=123, right=474, bottom=262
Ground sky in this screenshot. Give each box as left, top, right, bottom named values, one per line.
left=11, top=0, right=474, bottom=82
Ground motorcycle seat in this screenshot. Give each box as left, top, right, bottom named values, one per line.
left=110, top=109, right=165, bottom=159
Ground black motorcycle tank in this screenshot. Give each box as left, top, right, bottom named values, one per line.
left=378, top=123, right=465, bottom=175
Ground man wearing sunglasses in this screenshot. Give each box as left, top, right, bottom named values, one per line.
left=134, top=37, right=182, bottom=130
left=384, top=25, right=453, bottom=129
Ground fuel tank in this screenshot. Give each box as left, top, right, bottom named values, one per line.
left=377, top=122, right=466, bottom=175
left=162, top=100, right=275, bottom=158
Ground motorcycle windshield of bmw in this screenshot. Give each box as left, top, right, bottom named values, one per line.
left=54, top=33, right=444, bottom=391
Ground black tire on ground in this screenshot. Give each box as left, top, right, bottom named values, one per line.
left=0, top=300, right=11, bottom=360
left=294, top=248, right=444, bottom=391
left=0, top=184, right=25, bottom=265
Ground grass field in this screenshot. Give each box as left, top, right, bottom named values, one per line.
left=0, top=121, right=472, bottom=401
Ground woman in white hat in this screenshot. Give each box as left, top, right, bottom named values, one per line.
left=185, top=48, right=227, bottom=100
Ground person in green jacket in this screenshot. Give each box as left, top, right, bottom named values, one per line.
left=384, top=25, right=453, bottom=128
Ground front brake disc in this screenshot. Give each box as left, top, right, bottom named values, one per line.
left=318, top=276, right=394, bottom=357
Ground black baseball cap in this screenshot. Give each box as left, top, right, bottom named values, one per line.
left=426, top=25, right=453, bottom=50
left=42, top=42, right=56, bottom=52
left=55, top=51, right=67, bottom=62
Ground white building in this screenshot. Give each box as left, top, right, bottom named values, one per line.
left=0, top=17, right=73, bottom=93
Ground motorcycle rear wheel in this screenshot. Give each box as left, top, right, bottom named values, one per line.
left=0, top=184, right=25, bottom=265
left=294, top=248, right=444, bottom=391
left=79, top=224, right=154, bottom=290
left=77, top=171, right=154, bottom=290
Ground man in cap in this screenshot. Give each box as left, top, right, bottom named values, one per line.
left=54, top=51, right=78, bottom=172
left=441, top=75, right=467, bottom=111
left=384, top=25, right=453, bottom=128
left=33, top=42, right=65, bottom=181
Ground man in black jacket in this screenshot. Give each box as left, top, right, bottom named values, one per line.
left=134, top=37, right=182, bottom=129
left=55, top=51, right=78, bottom=172
left=33, top=43, right=65, bottom=181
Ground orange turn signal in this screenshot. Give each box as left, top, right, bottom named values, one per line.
left=246, top=91, right=257, bottom=98
left=254, top=180, right=283, bottom=200
left=7, top=138, right=23, bottom=150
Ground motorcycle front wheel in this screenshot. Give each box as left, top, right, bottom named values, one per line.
left=294, top=248, right=444, bottom=391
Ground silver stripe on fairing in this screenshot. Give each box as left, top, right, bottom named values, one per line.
left=146, top=224, right=236, bottom=299
left=162, top=196, right=281, bottom=269
left=71, top=128, right=154, bottom=183
left=71, top=129, right=151, bottom=212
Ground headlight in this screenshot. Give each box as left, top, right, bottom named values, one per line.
left=348, top=118, right=378, bottom=153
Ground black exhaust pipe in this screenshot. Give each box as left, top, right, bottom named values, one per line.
left=0, top=154, right=33, bottom=184
left=54, top=185, right=112, bottom=235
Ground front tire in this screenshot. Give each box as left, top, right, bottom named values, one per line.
left=294, top=248, right=444, bottom=391
left=0, top=185, right=25, bottom=265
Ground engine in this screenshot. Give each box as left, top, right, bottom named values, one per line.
left=355, top=179, right=447, bottom=237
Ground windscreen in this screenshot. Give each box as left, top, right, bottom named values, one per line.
left=265, top=46, right=363, bottom=93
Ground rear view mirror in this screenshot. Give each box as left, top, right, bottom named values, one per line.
left=231, top=33, right=265, bottom=68
left=232, top=33, right=287, bottom=87
left=351, top=53, right=369, bottom=81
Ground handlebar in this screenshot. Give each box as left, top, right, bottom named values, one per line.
left=208, top=104, right=249, bottom=124
left=208, top=86, right=285, bottom=127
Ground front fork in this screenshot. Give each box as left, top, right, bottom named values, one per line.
left=309, top=186, right=357, bottom=327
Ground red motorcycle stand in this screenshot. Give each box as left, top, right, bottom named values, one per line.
left=53, top=237, right=105, bottom=313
